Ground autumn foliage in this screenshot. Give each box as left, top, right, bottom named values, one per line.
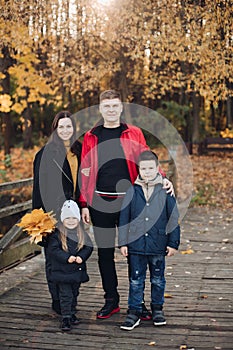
left=17, top=208, right=57, bottom=244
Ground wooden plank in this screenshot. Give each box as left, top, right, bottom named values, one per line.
left=0, top=237, right=41, bottom=270
left=0, top=207, right=232, bottom=350
left=0, top=200, right=32, bottom=219
left=0, top=177, right=33, bottom=193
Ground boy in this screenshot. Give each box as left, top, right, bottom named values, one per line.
left=118, top=150, right=180, bottom=331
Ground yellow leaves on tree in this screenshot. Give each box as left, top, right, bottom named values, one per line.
left=17, top=209, right=57, bottom=244
left=0, top=94, right=12, bottom=113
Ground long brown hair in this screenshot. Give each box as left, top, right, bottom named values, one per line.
left=58, top=222, right=85, bottom=252
left=49, top=110, right=78, bottom=153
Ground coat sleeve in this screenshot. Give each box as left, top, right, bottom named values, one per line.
left=79, top=133, right=92, bottom=207
left=32, top=149, right=44, bottom=210
left=118, top=186, right=134, bottom=247
left=47, top=233, right=70, bottom=263
left=166, top=195, right=180, bottom=250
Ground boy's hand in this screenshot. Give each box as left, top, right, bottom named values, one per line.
left=76, top=256, right=83, bottom=264
left=82, top=207, right=90, bottom=224
left=68, top=255, right=77, bottom=263
left=163, top=178, right=174, bottom=196
left=166, top=246, right=177, bottom=257
left=120, top=246, right=128, bottom=257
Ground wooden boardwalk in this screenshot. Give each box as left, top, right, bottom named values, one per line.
left=0, top=207, right=233, bottom=350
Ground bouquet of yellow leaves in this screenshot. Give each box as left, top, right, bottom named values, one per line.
left=17, top=208, right=57, bottom=244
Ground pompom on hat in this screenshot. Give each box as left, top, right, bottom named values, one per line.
left=60, top=200, right=81, bottom=222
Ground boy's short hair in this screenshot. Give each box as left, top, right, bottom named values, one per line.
left=138, top=150, right=159, bottom=166
left=100, top=90, right=122, bottom=102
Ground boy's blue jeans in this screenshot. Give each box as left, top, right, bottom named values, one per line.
left=128, top=254, right=166, bottom=312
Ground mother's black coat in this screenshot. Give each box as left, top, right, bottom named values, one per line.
left=32, top=140, right=82, bottom=219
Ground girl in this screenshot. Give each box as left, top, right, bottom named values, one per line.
left=32, top=110, right=82, bottom=314
left=47, top=199, right=93, bottom=331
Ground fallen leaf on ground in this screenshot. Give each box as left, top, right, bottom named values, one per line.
left=164, top=293, right=173, bottom=298
left=148, top=341, right=156, bottom=346
left=181, top=249, right=194, bottom=255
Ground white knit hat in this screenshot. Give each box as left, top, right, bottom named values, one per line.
left=60, top=200, right=81, bottom=222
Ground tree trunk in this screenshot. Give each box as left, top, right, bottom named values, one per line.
left=192, top=92, right=200, bottom=143
left=23, top=104, right=33, bottom=149
left=0, top=46, right=14, bottom=155
left=226, top=97, right=233, bottom=128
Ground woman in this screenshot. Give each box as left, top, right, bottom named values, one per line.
left=32, top=110, right=82, bottom=315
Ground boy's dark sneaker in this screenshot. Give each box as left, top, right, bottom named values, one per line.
left=96, top=299, right=120, bottom=319
left=52, top=300, right=61, bottom=315
left=120, top=310, right=141, bottom=331
left=140, top=303, right=152, bottom=320
left=152, top=310, right=166, bottom=326
left=70, top=314, right=80, bottom=325
left=61, top=317, right=71, bottom=331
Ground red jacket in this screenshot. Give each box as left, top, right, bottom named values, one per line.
left=79, top=122, right=149, bottom=207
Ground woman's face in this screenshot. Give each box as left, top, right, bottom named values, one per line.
left=56, top=118, right=74, bottom=141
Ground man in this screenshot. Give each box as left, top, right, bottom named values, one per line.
left=80, top=90, right=173, bottom=319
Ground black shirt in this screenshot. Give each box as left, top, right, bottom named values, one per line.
left=96, top=126, right=131, bottom=194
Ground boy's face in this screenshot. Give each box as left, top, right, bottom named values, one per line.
left=139, top=160, right=158, bottom=181
left=63, top=217, right=79, bottom=230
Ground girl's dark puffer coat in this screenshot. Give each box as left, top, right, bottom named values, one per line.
left=47, top=228, right=93, bottom=284
left=118, top=184, right=180, bottom=255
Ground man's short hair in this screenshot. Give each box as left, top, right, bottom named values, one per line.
left=99, top=90, right=122, bottom=102
left=138, top=150, right=159, bottom=166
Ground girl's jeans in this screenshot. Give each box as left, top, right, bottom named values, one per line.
left=128, top=254, right=166, bottom=311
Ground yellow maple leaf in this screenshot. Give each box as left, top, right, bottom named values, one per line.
left=17, top=209, right=57, bottom=243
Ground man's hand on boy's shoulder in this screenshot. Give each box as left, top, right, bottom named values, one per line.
left=163, top=178, right=174, bottom=196
left=120, top=246, right=128, bottom=257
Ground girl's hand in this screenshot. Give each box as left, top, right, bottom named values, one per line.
left=166, top=246, right=177, bottom=257
left=76, top=256, right=83, bottom=264
left=68, top=255, right=77, bottom=263
left=120, top=246, right=128, bottom=257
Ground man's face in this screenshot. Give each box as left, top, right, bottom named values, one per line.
left=139, top=160, right=159, bottom=181
left=99, top=98, right=123, bottom=126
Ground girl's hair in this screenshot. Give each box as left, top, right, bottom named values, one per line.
left=58, top=222, right=85, bottom=252
left=49, top=110, right=78, bottom=154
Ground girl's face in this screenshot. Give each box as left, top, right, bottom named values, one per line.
left=57, top=118, right=74, bottom=141
left=63, top=217, right=79, bottom=230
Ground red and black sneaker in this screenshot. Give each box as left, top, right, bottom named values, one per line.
left=96, top=299, right=120, bottom=319
left=140, top=303, right=152, bottom=321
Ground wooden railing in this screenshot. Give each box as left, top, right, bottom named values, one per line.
left=0, top=157, right=176, bottom=271
left=0, top=178, right=41, bottom=271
